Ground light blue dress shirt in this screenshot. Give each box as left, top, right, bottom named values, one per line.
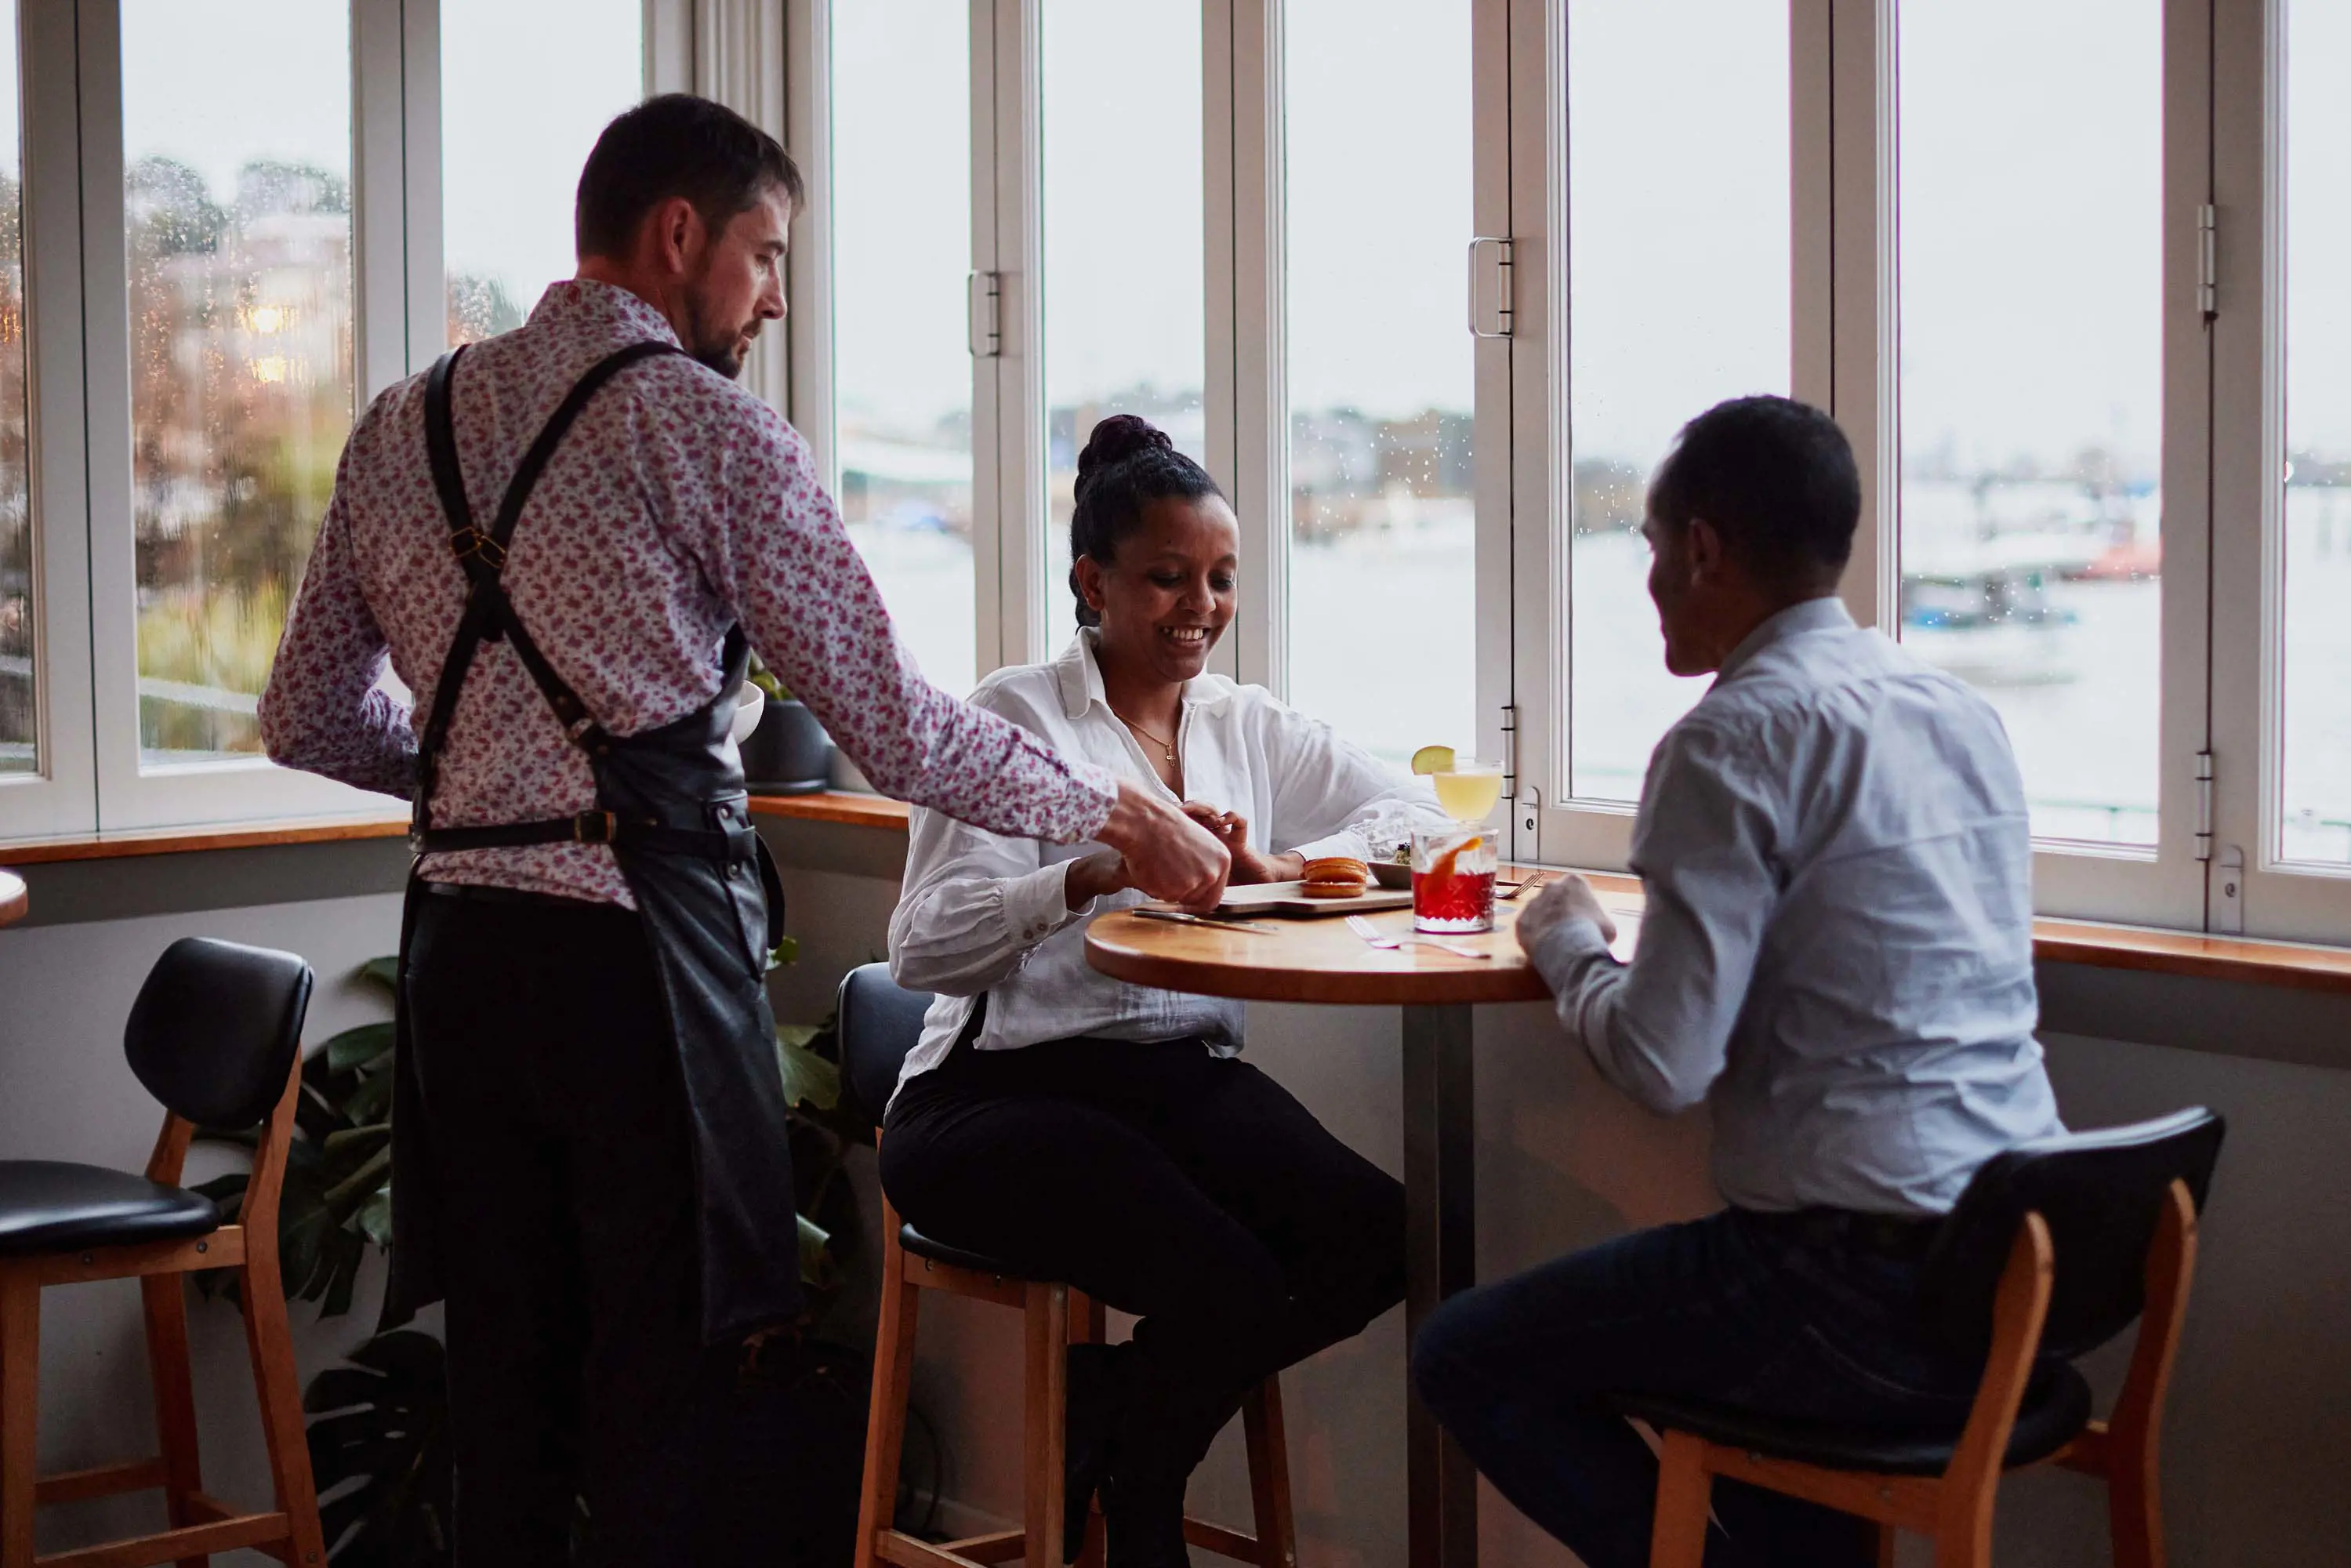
left=1526, top=597, right=2065, bottom=1217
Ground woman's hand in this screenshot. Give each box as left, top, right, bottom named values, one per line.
left=1064, top=850, right=1134, bottom=910
left=1181, top=803, right=1304, bottom=887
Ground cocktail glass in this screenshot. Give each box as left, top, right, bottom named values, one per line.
left=1411, top=827, right=1498, bottom=934
left=1429, top=757, right=1504, bottom=825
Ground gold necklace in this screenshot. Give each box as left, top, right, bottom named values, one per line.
left=1111, top=706, right=1180, bottom=763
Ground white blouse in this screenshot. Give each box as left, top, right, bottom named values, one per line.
left=885, top=631, right=1446, bottom=1107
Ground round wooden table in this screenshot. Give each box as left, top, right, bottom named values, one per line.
left=1087, top=888, right=1642, bottom=1568
left=0, top=868, right=26, bottom=928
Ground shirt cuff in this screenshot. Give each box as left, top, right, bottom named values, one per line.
left=1287, top=830, right=1369, bottom=866
left=1003, top=859, right=1086, bottom=948
left=1061, top=756, right=1121, bottom=840
left=1524, top=913, right=1618, bottom=992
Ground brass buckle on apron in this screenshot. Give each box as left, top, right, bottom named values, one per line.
left=572, top=810, right=619, bottom=844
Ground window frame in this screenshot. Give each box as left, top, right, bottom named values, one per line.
left=2205, top=0, right=2351, bottom=943
left=1508, top=0, right=2219, bottom=932
left=75, top=0, right=405, bottom=831
left=0, top=2, right=101, bottom=839
left=0, top=0, right=676, bottom=844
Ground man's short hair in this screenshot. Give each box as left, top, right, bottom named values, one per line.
left=1648, top=396, right=1861, bottom=591
left=575, top=93, right=804, bottom=260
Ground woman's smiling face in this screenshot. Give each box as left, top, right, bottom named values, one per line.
left=1073, top=494, right=1241, bottom=685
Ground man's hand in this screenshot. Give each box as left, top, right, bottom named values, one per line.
left=1064, top=850, right=1133, bottom=910
left=1097, top=779, right=1232, bottom=910
left=1513, top=873, right=1617, bottom=951
left=1181, top=803, right=1304, bottom=886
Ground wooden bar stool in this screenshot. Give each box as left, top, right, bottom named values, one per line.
left=838, top=964, right=1297, bottom=1568
left=1619, top=1108, right=2226, bottom=1568
left=0, top=937, right=325, bottom=1568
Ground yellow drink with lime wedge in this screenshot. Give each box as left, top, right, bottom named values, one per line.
left=1432, top=766, right=1503, bottom=823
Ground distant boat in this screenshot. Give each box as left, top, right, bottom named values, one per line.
left=1901, top=534, right=2081, bottom=686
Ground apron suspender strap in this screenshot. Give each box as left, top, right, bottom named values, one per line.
left=415, top=812, right=763, bottom=860
left=412, top=338, right=713, bottom=848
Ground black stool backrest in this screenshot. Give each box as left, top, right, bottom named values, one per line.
left=1917, top=1106, right=2225, bottom=1359
left=836, top=962, right=938, bottom=1126
left=125, top=937, right=314, bottom=1131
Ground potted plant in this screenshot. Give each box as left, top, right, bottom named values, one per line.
left=739, top=654, right=833, bottom=796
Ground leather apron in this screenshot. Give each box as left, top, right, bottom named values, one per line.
left=381, top=340, right=802, bottom=1344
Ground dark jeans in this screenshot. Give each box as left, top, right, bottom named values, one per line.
left=880, top=1036, right=1406, bottom=1491
left=1410, top=1208, right=1988, bottom=1568
left=406, top=888, right=750, bottom=1568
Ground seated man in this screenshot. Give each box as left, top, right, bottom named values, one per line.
left=1410, top=396, right=2066, bottom=1568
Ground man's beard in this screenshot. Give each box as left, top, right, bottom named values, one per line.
left=684, top=292, right=755, bottom=379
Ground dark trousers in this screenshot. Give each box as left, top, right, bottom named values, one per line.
left=406, top=890, right=742, bottom=1567
left=880, top=1036, right=1406, bottom=1490
left=1410, top=1208, right=1989, bottom=1568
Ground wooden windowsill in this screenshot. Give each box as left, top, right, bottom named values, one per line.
left=0, top=812, right=411, bottom=865
left=746, top=790, right=912, bottom=830
left=5, top=794, right=2351, bottom=997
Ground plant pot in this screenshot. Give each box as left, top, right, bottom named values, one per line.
left=742, top=698, right=833, bottom=795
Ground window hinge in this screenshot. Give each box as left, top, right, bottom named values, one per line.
left=2193, top=750, right=2214, bottom=860
left=1500, top=702, right=1518, bottom=797
left=2197, top=205, right=2218, bottom=321
left=967, top=270, right=1002, bottom=358
left=1468, top=238, right=1513, bottom=338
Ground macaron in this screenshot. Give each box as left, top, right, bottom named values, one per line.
left=1301, top=855, right=1370, bottom=898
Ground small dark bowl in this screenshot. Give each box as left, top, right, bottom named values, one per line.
left=1369, top=860, right=1413, bottom=890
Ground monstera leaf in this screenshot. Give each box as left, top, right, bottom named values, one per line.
left=306, top=1329, right=454, bottom=1566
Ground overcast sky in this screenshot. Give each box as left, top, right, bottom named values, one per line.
left=88, top=0, right=2351, bottom=473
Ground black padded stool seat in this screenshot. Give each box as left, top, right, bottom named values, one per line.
left=898, top=1221, right=1039, bottom=1280
left=0, top=1159, right=220, bottom=1255
left=1620, top=1357, right=2093, bottom=1477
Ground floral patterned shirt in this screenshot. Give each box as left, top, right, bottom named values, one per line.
left=260, top=280, right=1116, bottom=906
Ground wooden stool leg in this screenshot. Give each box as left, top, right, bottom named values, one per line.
left=139, top=1273, right=207, bottom=1568
left=855, top=1231, right=921, bottom=1568
left=1025, top=1283, right=1071, bottom=1568
left=1649, top=1430, right=1713, bottom=1568
left=1242, top=1377, right=1297, bottom=1568
left=1069, top=1293, right=1108, bottom=1568
left=1, top=1276, right=39, bottom=1568
left=1877, top=1522, right=1900, bottom=1568
left=240, top=1255, right=325, bottom=1566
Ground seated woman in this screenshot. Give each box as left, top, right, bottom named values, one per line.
left=883, top=415, right=1443, bottom=1565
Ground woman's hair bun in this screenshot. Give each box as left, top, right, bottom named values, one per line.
left=1076, top=415, right=1173, bottom=488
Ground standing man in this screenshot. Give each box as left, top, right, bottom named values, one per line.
left=1408, top=397, right=2066, bottom=1567
left=260, top=94, right=1226, bottom=1565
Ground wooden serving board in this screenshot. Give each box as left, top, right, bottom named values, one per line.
left=1147, top=880, right=1416, bottom=920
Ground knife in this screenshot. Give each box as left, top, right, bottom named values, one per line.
left=1130, top=907, right=1279, bottom=936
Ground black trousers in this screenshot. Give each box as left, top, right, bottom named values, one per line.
left=880, top=1035, right=1408, bottom=1490
left=405, top=888, right=746, bottom=1567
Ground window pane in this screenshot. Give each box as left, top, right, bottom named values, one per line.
left=834, top=0, right=976, bottom=695
left=1897, top=0, right=2162, bottom=847
left=1042, top=0, right=1204, bottom=641
left=442, top=0, right=640, bottom=343
left=1566, top=0, right=1787, bottom=801
left=1284, top=0, right=1475, bottom=766
left=124, top=0, right=352, bottom=765
left=2279, top=1, right=2351, bottom=866
left=0, top=6, right=29, bottom=775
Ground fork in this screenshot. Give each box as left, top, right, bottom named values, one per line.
left=1345, top=913, right=1492, bottom=960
